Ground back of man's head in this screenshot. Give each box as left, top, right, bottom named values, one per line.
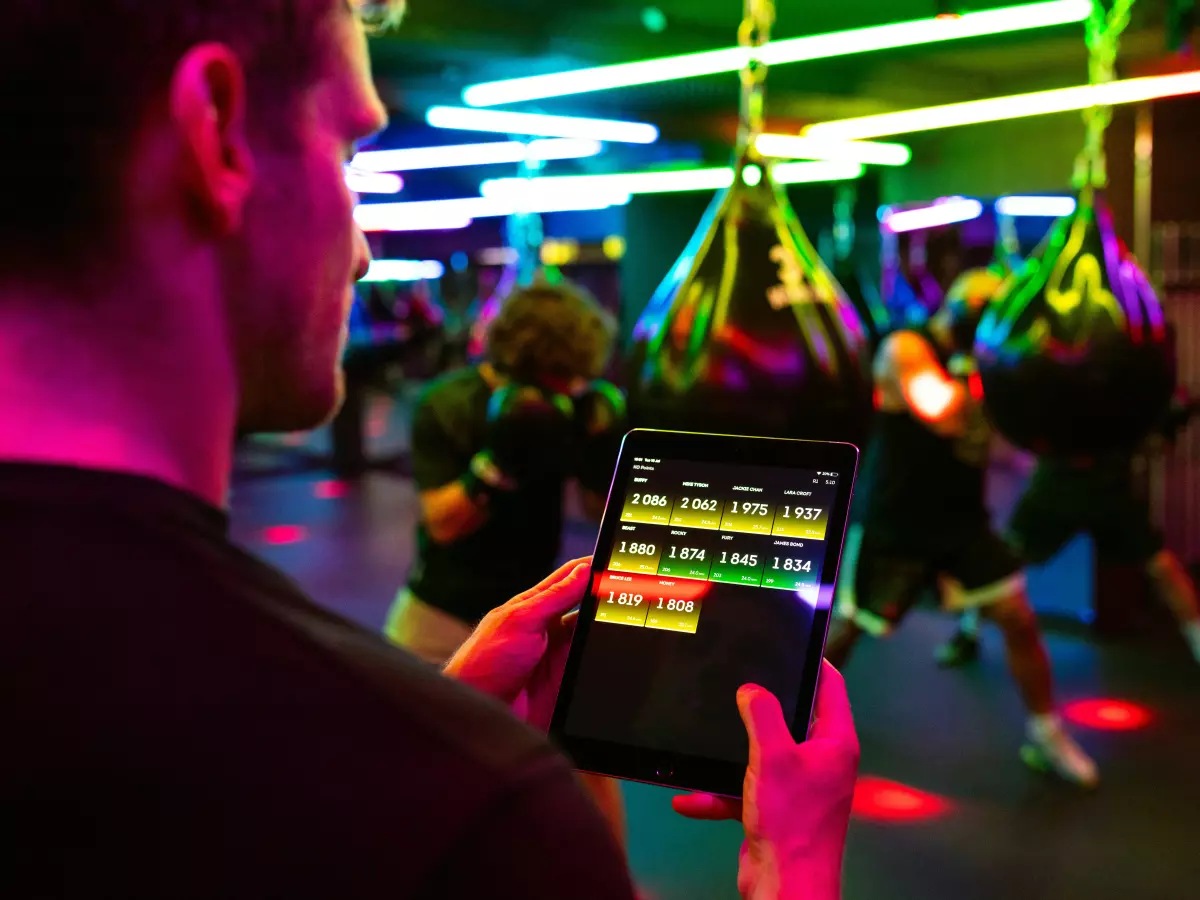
left=2, top=2, right=351, bottom=280
left=0, top=2, right=396, bottom=440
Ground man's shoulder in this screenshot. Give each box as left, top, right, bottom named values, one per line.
left=291, top=608, right=556, bottom=775
left=166, top=554, right=559, bottom=784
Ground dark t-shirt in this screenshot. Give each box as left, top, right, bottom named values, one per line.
left=859, top=329, right=991, bottom=551
left=0, top=464, right=633, bottom=900
left=408, top=367, right=564, bottom=623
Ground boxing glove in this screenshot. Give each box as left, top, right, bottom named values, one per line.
left=463, top=384, right=575, bottom=499
left=573, top=380, right=628, bottom=494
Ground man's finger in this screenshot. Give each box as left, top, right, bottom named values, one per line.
left=510, top=558, right=592, bottom=605
left=510, top=561, right=591, bottom=627
left=671, top=793, right=742, bottom=821
left=809, top=660, right=856, bottom=744
left=737, top=684, right=794, bottom=762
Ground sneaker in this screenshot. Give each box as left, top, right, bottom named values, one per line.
left=1021, top=718, right=1100, bottom=788
left=935, top=630, right=980, bottom=668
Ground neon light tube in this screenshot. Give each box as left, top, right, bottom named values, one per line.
left=883, top=198, right=984, bottom=232
left=354, top=192, right=632, bottom=233
left=351, top=138, right=602, bottom=173
left=773, top=161, right=866, bottom=184
left=481, top=160, right=863, bottom=198
left=425, top=106, right=659, bottom=144
left=995, top=195, right=1078, bottom=217
left=806, top=70, right=1200, bottom=140
left=482, top=168, right=735, bottom=197
left=462, top=0, right=1091, bottom=106
left=344, top=169, right=404, bottom=194
left=361, top=260, right=446, bottom=282
left=353, top=207, right=473, bottom=232
left=755, top=134, right=912, bottom=166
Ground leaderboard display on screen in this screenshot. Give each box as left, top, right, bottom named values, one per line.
left=598, top=456, right=840, bottom=635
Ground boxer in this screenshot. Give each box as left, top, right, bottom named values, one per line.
left=382, top=277, right=629, bottom=837
left=828, top=269, right=1099, bottom=787
left=938, top=394, right=1200, bottom=669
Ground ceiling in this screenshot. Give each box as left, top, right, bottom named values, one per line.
left=360, top=1, right=1182, bottom=199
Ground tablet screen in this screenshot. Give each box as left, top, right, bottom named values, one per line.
left=561, top=452, right=846, bottom=765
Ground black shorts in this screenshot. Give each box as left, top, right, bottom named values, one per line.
left=845, top=526, right=1024, bottom=634
left=1008, top=465, right=1163, bottom=566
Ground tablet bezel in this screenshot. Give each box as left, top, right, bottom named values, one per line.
left=549, top=428, right=860, bottom=798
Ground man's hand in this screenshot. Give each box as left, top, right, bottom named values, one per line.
left=444, top=558, right=591, bottom=731
left=673, top=662, right=860, bottom=900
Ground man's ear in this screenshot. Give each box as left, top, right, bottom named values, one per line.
left=169, top=44, right=255, bottom=235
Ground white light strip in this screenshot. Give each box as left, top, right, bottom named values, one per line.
left=755, top=134, right=912, bottom=166
left=995, top=195, right=1078, bottom=217
left=361, top=260, right=446, bottom=282
left=806, top=70, right=1200, bottom=140
left=353, top=207, right=473, bottom=233
left=483, top=160, right=864, bottom=197
left=425, top=106, right=660, bottom=144
left=354, top=192, right=632, bottom=233
left=351, top=138, right=603, bottom=173
left=772, top=160, right=867, bottom=184
left=883, top=198, right=984, bottom=232
left=462, top=0, right=1091, bottom=106
left=344, top=169, right=404, bottom=194
left=483, top=168, right=735, bottom=197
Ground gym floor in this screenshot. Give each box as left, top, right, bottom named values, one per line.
left=233, top=405, right=1199, bottom=900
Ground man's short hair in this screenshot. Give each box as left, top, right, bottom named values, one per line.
left=0, top=1, right=371, bottom=280
left=487, top=279, right=618, bottom=386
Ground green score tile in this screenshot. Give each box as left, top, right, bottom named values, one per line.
left=655, top=530, right=713, bottom=580
left=708, top=546, right=766, bottom=586
left=759, top=556, right=821, bottom=591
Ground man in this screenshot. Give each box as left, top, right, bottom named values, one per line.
left=827, top=269, right=1099, bottom=787
left=385, top=278, right=624, bottom=661
left=0, top=3, right=860, bottom=898
left=937, top=396, right=1200, bottom=668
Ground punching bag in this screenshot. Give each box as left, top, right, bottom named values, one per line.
left=974, top=187, right=1174, bottom=457
left=629, top=158, right=873, bottom=447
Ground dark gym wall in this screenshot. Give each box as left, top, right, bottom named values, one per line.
left=621, top=190, right=715, bottom=350
left=880, top=114, right=1085, bottom=206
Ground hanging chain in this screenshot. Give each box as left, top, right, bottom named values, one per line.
left=738, top=0, right=776, bottom=151
left=1073, top=0, right=1137, bottom=189
left=509, top=154, right=545, bottom=286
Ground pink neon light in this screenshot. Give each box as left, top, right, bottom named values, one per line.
left=313, top=480, right=350, bottom=500
left=261, top=525, right=309, bottom=546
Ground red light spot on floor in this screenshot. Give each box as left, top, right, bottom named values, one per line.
left=852, top=777, right=953, bottom=823
left=313, top=480, right=349, bottom=500
left=280, top=433, right=308, bottom=447
left=1063, top=699, right=1152, bottom=731
left=367, top=418, right=388, bottom=439
left=262, top=525, right=309, bottom=546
